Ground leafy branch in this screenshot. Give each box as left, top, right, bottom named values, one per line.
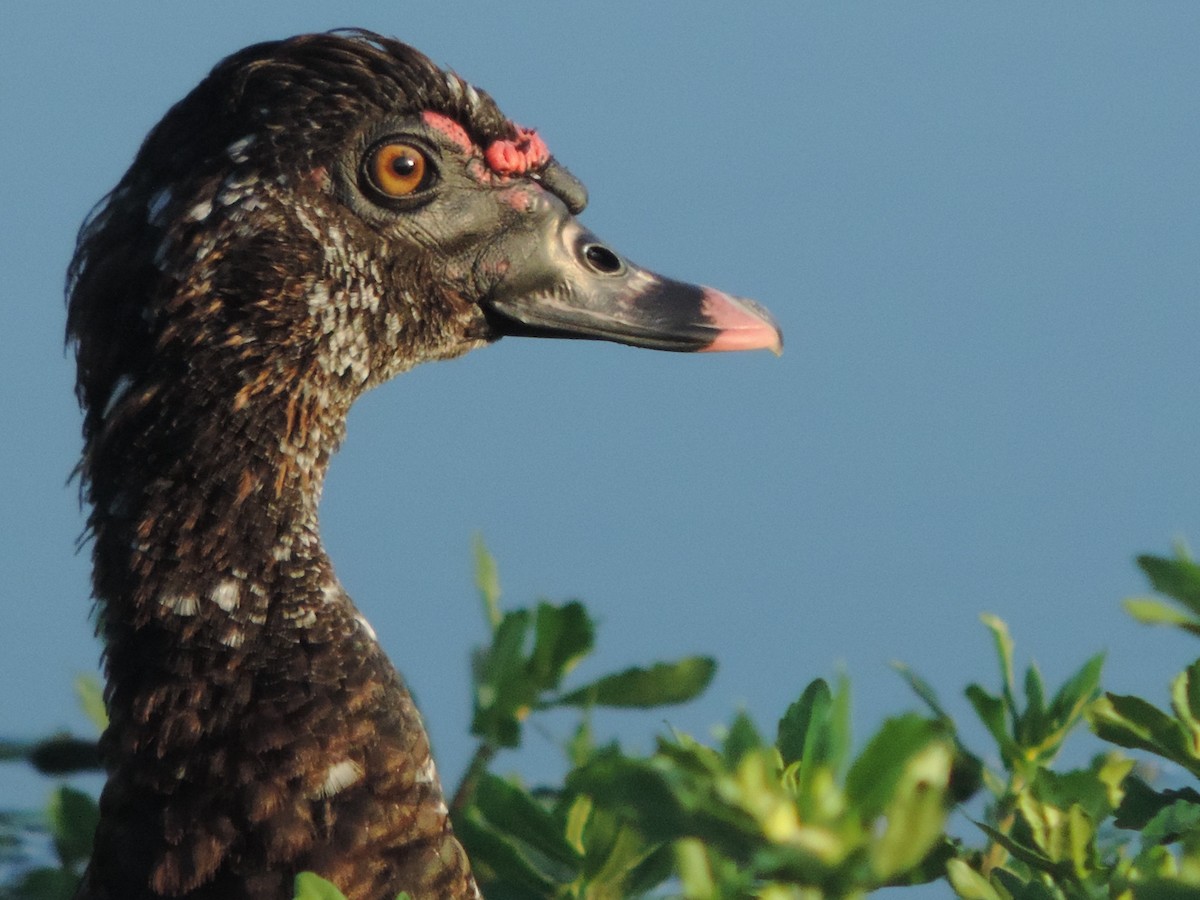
left=7, top=545, right=1200, bottom=899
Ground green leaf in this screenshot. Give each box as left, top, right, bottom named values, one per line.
left=46, top=785, right=98, bottom=871
left=1090, top=694, right=1197, bottom=774
left=564, top=794, right=591, bottom=856
left=621, top=842, right=674, bottom=897
left=528, top=601, right=593, bottom=691
left=654, top=731, right=724, bottom=780
left=947, top=745, right=986, bottom=806
left=1046, top=652, right=1104, bottom=731
left=74, top=674, right=108, bottom=732
left=1140, top=799, right=1200, bottom=847
left=827, top=673, right=853, bottom=778
left=883, top=837, right=958, bottom=888
left=1066, top=803, right=1094, bottom=876
left=776, top=676, right=864, bottom=806
left=1115, top=775, right=1200, bottom=831
left=28, top=734, right=102, bottom=775
left=11, top=866, right=80, bottom=900
left=722, top=711, right=763, bottom=766
left=1017, top=791, right=1096, bottom=873
left=1018, top=663, right=1047, bottom=746
left=471, top=609, right=534, bottom=746
left=1133, top=880, right=1200, bottom=900
left=1124, top=597, right=1200, bottom=636
left=455, top=814, right=556, bottom=897
left=1093, top=751, right=1136, bottom=810
left=473, top=534, right=502, bottom=631
left=1031, top=763, right=1126, bottom=826
left=583, top=823, right=661, bottom=897
left=569, top=746, right=774, bottom=862
left=1138, top=552, right=1200, bottom=616
left=291, top=875, right=411, bottom=900
left=568, top=753, right=687, bottom=842
left=776, top=678, right=832, bottom=767
left=946, top=858, right=1003, bottom=900
left=966, top=684, right=1018, bottom=764
left=1171, top=660, right=1200, bottom=747
left=975, top=821, right=1064, bottom=877
left=870, top=738, right=954, bottom=879
left=675, top=838, right=716, bottom=897
left=989, top=867, right=1044, bottom=899
left=566, top=718, right=595, bottom=768
left=556, top=657, right=715, bottom=709
left=0, top=738, right=33, bottom=762
left=845, top=714, right=944, bottom=820
left=894, top=663, right=951, bottom=721
left=473, top=774, right=581, bottom=873
left=292, top=873, right=348, bottom=900
left=981, top=614, right=1018, bottom=715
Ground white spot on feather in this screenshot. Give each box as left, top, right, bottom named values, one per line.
left=415, top=757, right=438, bottom=785
left=226, top=134, right=255, bottom=163
left=355, top=614, right=377, bottom=641
left=210, top=579, right=240, bottom=612
left=318, top=759, right=364, bottom=798
left=160, top=593, right=199, bottom=616
left=186, top=199, right=213, bottom=222
left=306, top=283, right=331, bottom=312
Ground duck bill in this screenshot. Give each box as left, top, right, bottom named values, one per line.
left=482, top=203, right=782, bottom=355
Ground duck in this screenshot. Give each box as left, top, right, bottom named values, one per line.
left=66, top=30, right=781, bottom=900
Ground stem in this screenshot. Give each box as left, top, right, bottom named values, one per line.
left=450, top=741, right=497, bottom=815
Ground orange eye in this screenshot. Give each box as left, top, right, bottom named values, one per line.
left=365, top=141, right=431, bottom=198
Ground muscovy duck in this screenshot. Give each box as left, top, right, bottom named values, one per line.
left=66, top=30, right=781, bottom=900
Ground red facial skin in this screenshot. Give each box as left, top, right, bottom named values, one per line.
left=484, top=126, right=549, bottom=175
left=421, top=110, right=473, bottom=154
left=422, top=110, right=551, bottom=184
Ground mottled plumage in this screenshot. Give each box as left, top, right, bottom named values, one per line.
left=68, top=30, right=779, bottom=900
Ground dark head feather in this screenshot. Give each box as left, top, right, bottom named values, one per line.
left=67, top=30, right=512, bottom=500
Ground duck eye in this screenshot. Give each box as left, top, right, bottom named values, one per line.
left=364, top=141, right=433, bottom=199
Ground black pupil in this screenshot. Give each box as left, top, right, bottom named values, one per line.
left=391, top=153, right=417, bottom=177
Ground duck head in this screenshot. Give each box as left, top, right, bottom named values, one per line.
left=337, top=108, right=782, bottom=358
left=69, top=30, right=780, bottom=438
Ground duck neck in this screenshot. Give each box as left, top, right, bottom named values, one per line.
left=93, top=372, right=344, bottom=611
left=82, top=368, right=478, bottom=897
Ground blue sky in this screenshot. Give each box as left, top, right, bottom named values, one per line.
left=3, top=1, right=1200, bottom=849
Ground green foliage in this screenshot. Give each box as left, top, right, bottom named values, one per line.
left=71, top=676, right=107, bottom=734
left=453, top=543, right=1200, bottom=898
left=0, top=785, right=99, bottom=900
left=0, top=676, right=104, bottom=900
left=10, top=545, right=1200, bottom=898
left=937, top=547, right=1200, bottom=900
left=454, top=542, right=959, bottom=898
left=468, top=538, right=714, bottom=752
left=291, top=872, right=410, bottom=900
